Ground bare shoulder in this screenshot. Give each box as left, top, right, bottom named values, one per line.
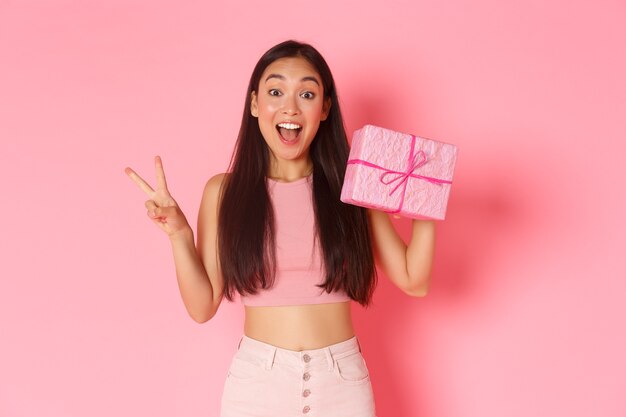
left=203, top=172, right=229, bottom=199
left=197, top=172, right=229, bottom=240
left=199, top=172, right=230, bottom=211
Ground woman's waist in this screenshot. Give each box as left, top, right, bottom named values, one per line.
left=243, top=301, right=354, bottom=351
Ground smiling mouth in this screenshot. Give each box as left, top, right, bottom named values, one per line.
left=276, top=122, right=302, bottom=142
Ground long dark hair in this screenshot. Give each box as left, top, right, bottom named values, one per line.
left=218, top=40, right=377, bottom=307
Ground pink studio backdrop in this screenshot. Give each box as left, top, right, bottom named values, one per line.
left=1, top=1, right=624, bottom=416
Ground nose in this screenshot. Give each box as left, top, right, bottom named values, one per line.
left=281, top=93, right=300, bottom=115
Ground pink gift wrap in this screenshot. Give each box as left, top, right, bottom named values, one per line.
left=340, top=125, right=458, bottom=220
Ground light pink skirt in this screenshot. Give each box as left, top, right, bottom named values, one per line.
left=220, top=334, right=377, bottom=417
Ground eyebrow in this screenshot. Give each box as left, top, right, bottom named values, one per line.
left=264, top=74, right=320, bottom=86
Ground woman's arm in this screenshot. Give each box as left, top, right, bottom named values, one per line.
left=162, top=173, right=228, bottom=325
left=168, top=227, right=218, bottom=323
left=367, top=208, right=436, bottom=296
left=167, top=173, right=226, bottom=323
left=125, top=157, right=225, bottom=322
left=192, top=173, right=227, bottom=321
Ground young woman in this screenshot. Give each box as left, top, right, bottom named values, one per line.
left=125, top=40, right=435, bottom=417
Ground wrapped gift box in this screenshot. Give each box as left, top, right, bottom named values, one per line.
left=340, top=125, right=457, bottom=220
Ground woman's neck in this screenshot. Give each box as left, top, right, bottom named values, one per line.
left=267, top=158, right=314, bottom=182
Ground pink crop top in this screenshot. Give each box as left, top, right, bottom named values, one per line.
left=240, top=174, right=351, bottom=307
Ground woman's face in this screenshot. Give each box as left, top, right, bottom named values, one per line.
left=250, top=56, right=331, bottom=168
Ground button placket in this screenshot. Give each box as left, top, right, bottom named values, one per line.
left=301, top=353, right=312, bottom=413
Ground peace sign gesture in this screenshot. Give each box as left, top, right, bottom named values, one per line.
left=125, top=156, right=191, bottom=238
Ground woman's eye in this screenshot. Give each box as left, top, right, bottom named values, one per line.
left=301, top=92, right=315, bottom=99
left=268, top=89, right=281, bottom=96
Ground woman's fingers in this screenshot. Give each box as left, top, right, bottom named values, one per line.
left=154, top=155, right=169, bottom=192
left=145, top=199, right=158, bottom=216
left=126, top=158, right=189, bottom=236
left=125, top=167, right=155, bottom=197
left=141, top=196, right=190, bottom=235
left=146, top=205, right=179, bottom=223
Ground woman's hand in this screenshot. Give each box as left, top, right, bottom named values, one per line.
left=125, top=156, right=191, bottom=239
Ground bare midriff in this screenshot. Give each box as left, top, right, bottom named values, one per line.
left=243, top=301, right=354, bottom=351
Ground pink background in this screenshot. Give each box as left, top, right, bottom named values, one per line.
left=1, top=1, right=625, bottom=416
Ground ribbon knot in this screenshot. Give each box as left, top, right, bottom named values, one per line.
left=379, top=150, right=428, bottom=196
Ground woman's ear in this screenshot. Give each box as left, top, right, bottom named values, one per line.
left=250, top=91, right=258, bottom=117
left=320, top=97, right=331, bottom=121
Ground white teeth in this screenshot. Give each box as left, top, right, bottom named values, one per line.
left=277, top=122, right=301, bottom=130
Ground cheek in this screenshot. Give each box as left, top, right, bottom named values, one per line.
left=257, top=97, right=280, bottom=115
left=304, top=102, right=325, bottom=119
